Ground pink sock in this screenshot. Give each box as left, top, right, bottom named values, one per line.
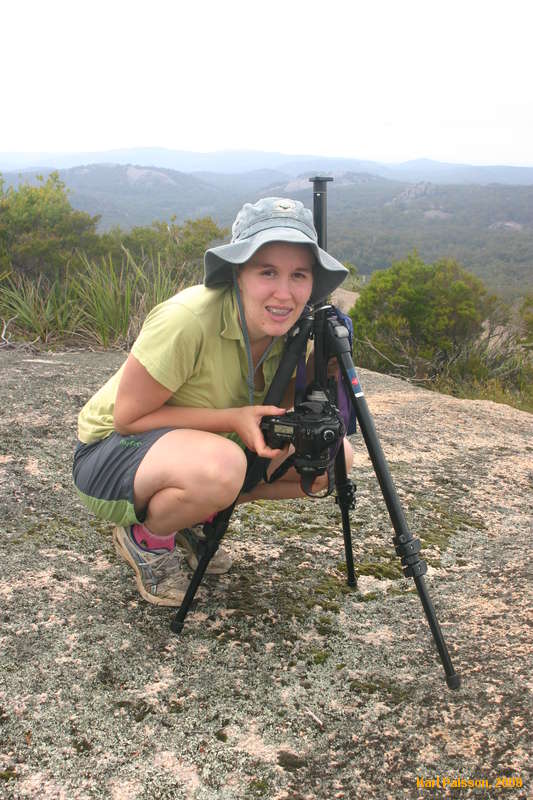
left=132, top=523, right=175, bottom=551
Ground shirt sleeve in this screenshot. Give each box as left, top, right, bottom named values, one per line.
left=130, top=299, right=202, bottom=392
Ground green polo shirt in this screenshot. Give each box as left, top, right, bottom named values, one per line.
left=77, top=285, right=287, bottom=444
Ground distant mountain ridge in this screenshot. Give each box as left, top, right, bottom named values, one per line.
left=2, top=147, right=533, bottom=185
left=0, top=163, right=412, bottom=229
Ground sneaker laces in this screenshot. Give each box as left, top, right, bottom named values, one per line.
left=142, top=547, right=184, bottom=581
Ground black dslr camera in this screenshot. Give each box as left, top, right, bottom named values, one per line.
left=260, top=389, right=345, bottom=495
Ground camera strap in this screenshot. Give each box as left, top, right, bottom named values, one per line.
left=300, top=460, right=336, bottom=498
left=263, top=454, right=296, bottom=485
left=263, top=452, right=337, bottom=499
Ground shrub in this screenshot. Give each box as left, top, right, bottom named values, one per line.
left=351, top=253, right=502, bottom=377
left=349, top=253, right=532, bottom=411
left=100, top=215, right=226, bottom=284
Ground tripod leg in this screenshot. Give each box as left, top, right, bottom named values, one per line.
left=328, top=318, right=460, bottom=689
left=334, top=445, right=357, bottom=587
left=415, top=574, right=461, bottom=690
left=170, top=506, right=234, bottom=634
left=170, top=550, right=212, bottom=634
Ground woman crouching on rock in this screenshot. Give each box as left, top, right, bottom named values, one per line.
left=73, top=197, right=353, bottom=606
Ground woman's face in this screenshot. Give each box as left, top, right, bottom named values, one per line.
left=237, top=242, right=314, bottom=343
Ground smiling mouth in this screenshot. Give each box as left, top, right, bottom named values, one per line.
left=265, top=306, right=292, bottom=318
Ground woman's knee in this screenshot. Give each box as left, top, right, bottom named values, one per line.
left=201, top=439, right=247, bottom=498
left=343, top=437, right=354, bottom=472
left=134, top=431, right=246, bottom=505
left=171, top=438, right=246, bottom=510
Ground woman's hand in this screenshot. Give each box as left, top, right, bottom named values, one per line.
left=231, top=405, right=288, bottom=458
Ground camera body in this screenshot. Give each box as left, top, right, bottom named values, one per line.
left=260, top=389, right=345, bottom=476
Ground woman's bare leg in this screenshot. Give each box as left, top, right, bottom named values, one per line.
left=133, top=430, right=247, bottom=536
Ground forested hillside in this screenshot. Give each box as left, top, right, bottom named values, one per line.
left=2, top=165, right=532, bottom=299
left=322, top=180, right=533, bottom=299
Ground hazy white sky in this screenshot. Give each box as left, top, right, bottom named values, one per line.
left=2, top=0, right=532, bottom=165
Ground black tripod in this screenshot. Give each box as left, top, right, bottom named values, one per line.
left=171, top=177, right=460, bottom=691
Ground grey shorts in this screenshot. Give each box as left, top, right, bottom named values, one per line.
left=73, top=428, right=176, bottom=527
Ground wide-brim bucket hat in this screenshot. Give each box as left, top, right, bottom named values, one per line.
left=204, top=197, right=348, bottom=304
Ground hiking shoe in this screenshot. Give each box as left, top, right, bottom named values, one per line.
left=112, top=526, right=190, bottom=606
left=175, top=525, right=233, bottom=574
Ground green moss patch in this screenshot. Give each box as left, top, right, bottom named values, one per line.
left=349, top=677, right=410, bottom=705
left=249, top=778, right=270, bottom=795
left=356, top=560, right=404, bottom=580
left=413, top=499, right=486, bottom=553
left=0, top=767, right=17, bottom=782
left=311, top=649, right=331, bottom=665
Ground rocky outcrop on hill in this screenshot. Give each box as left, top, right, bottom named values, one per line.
left=1, top=349, right=531, bottom=799
left=387, top=181, right=435, bottom=205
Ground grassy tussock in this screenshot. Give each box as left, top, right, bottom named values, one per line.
left=0, top=250, right=187, bottom=348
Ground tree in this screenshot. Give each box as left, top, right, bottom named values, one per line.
left=0, top=172, right=101, bottom=279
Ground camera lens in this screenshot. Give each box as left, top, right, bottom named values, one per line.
left=323, top=429, right=335, bottom=442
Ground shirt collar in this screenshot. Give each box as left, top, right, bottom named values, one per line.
left=220, top=287, right=285, bottom=360
left=220, top=287, right=243, bottom=341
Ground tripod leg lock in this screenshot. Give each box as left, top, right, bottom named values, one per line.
left=393, top=534, right=428, bottom=578
left=335, top=479, right=356, bottom=510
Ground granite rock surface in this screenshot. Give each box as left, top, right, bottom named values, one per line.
left=0, top=350, right=531, bottom=799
